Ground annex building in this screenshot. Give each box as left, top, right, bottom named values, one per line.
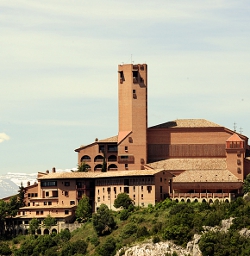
left=4, top=63, right=250, bottom=235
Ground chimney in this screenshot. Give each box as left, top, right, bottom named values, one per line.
left=52, top=167, right=56, bottom=173
left=46, top=170, right=49, bottom=174
left=27, top=181, right=30, bottom=186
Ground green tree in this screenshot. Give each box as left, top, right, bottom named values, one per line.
left=243, top=174, right=250, bottom=194
left=97, top=237, right=117, bottom=256
left=0, top=200, right=8, bottom=235
left=18, top=182, right=25, bottom=207
left=92, top=204, right=116, bottom=235
left=101, top=154, right=107, bottom=172
left=114, top=193, right=133, bottom=209
left=75, top=195, right=92, bottom=222
left=0, top=242, right=12, bottom=255
left=43, top=215, right=56, bottom=231
left=29, top=218, right=39, bottom=234
left=76, top=162, right=89, bottom=172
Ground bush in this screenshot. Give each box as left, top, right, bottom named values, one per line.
left=114, top=193, right=133, bottom=209
left=136, top=226, right=149, bottom=238
left=97, top=237, right=116, bottom=256
left=152, top=236, right=160, bottom=243
left=0, top=242, right=12, bottom=255
left=119, top=209, right=130, bottom=220
left=61, top=240, right=88, bottom=256
left=120, top=223, right=137, bottom=239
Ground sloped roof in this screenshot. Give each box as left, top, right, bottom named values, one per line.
left=149, top=119, right=221, bottom=129
left=98, top=135, right=118, bottom=143
left=173, top=169, right=240, bottom=183
left=39, top=169, right=169, bottom=180
left=146, top=158, right=227, bottom=171
left=226, top=133, right=244, bottom=142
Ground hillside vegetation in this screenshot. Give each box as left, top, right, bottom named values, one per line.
left=2, top=195, right=250, bottom=256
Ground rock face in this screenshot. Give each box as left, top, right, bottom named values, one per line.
left=116, top=240, right=194, bottom=256
left=116, top=217, right=245, bottom=256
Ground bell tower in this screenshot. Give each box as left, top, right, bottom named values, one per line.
left=117, top=64, right=148, bottom=170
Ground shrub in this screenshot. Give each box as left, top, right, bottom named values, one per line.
left=152, top=236, right=160, bottom=243
left=119, top=209, right=130, bottom=220
left=97, top=237, right=117, bottom=256
left=136, top=226, right=149, bottom=238
left=120, top=223, right=137, bottom=239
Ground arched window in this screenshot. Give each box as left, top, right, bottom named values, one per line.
left=94, top=155, right=104, bottom=162
left=81, top=155, right=91, bottom=162
left=94, top=164, right=103, bottom=171
left=108, top=164, right=118, bottom=171
left=108, top=155, right=117, bottom=162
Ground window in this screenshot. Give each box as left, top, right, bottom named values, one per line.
left=133, top=186, right=135, bottom=192
left=98, top=197, right=100, bottom=202
left=107, top=187, right=111, bottom=194
left=28, top=193, right=30, bottom=198
left=40, top=211, right=43, bottom=215
left=141, top=186, right=143, bottom=191
left=98, top=189, right=100, bottom=195
left=103, top=196, right=105, bottom=201
left=160, top=177, right=162, bottom=182
left=64, top=182, right=70, bottom=186
left=160, top=186, right=163, bottom=193
left=114, top=187, right=116, bottom=194
left=124, top=187, right=129, bottom=193
left=125, top=146, right=128, bottom=152
left=70, top=201, right=75, bottom=205
left=108, top=145, right=118, bottom=152
left=46, top=191, right=49, bottom=197
left=147, top=186, right=152, bottom=193
left=36, top=211, right=39, bottom=215
left=48, top=202, right=52, bottom=205
left=77, top=182, right=82, bottom=188
left=125, top=163, right=128, bottom=169
left=103, top=188, right=105, bottom=192
left=141, top=194, right=143, bottom=199
left=41, top=181, right=57, bottom=187
left=65, top=191, right=69, bottom=197
left=44, top=202, right=47, bottom=205
left=99, top=145, right=105, bottom=153
left=65, top=210, right=69, bottom=215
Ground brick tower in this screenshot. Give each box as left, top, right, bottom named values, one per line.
left=117, top=64, right=148, bottom=170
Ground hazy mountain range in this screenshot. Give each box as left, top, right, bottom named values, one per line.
left=0, top=169, right=75, bottom=199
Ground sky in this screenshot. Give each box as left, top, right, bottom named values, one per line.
left=0, top=1, right=250, bottom=175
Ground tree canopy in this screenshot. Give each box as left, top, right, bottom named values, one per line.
left=114, top=193, right=133, bottom=209
left=75, top=195, right=92, bottom=222
left=92, top=204, right=116, bottom=235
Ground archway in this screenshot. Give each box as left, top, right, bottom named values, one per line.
left=81, top=155, right=91, bottom=162
left=108, top=164, right=118, bottom=170
left=51, top=228, right=57, bottom=234
left=44, top=229, right=49, bottom=235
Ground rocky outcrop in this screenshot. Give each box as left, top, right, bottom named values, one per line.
left=116, top=217, right=242, bottom=256
left=116, top=240, right=191, bottom=256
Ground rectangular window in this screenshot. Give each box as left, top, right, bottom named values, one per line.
left=36, top=211, right=39, bottom=215
left=160, top=186, right=163, bottom=193
left=64, top=182, right=70, bottom=186
left=147, top=186, right=152, bottom=193
left=70, top=201, right=75, bottom=205
left=28, top=193, right=30, bottom=198
left=65, top=191, right=69, bottom=197
left=103, top=196, right=105, bottom=201
left=98, top=197, right=100, bottom=202
left=108, top=145, right=118, bottom=152
left=133, top=186, right=135, bottom=192
left=141, top=194, right=143, bottom=199
left=141, top=186, right=143, bottom=191
left=44, top=202, right=47, bottom=205
left=40, top=211, right=43, bottom=215
left=114, top=187, right=116, bottom=194
left=48, top=201, right=52, bottom=205
left=41, top=181, right=57, bottom=187
left=107, top=187, right=111, bottom=194
left=46, top=191, right=49, bottom=197
left=124, top=187, right=129, bottom=193
left=125, top=146, right=128, bottom=152
left=65, top=210, right=69, bottom=215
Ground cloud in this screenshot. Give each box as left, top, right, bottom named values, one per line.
left=0, top=133, right=10, bottom=143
